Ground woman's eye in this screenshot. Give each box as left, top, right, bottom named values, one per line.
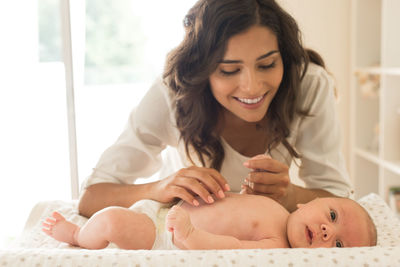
left=220, top=69, right=240, bottom=76
left=335, top=240, right=343, bottom=248
left=330, top=210, right=337, bottom=222
left=259, top=62, right=276, bottom=70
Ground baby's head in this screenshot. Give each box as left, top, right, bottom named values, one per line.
left=286, top=197, right=377, bottom=248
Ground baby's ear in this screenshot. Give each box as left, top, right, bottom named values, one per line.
left=296, top=203, right=304, bottom=209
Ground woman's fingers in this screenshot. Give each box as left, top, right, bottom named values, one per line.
left=170, top=185, right=200, bottom=206
left=240, top=184, right=254, bottom=194
left=183, top=167, right=228, bottom=199
left=241, top=183, right=285, bottom=203
left=241, top=155, right=291, bottom=204
left=188, top=166, right=230, bottom=191
left=158, top=166, right=229, bottom=206
left=174, top=176, right=216, bottom=204
left=245, top=181, right=284, bottom=195
left=247, top=171, right=290, bottom=186
left=243, top=156, right=288, bottom=173
left=244, top=172, right=289, bottom=198
left=250, top=154, right=271, bottom=160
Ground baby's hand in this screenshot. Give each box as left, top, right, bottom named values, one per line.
left=166, top=205, right=194, bottom=243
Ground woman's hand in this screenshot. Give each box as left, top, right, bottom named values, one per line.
left=151, top=166, right=230, bottom=206
left=240, top=154, right=294, bottom=206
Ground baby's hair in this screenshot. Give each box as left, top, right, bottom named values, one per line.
left=352, top=199, right=378, bottom=246
left=363, top=207, right=378, bottom=246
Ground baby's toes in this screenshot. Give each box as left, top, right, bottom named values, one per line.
left=51, top=211, right=65, bottom=222
left=169, top=205, right=178, bottom=212
left=42, top=222, right=53, bottom=235
left=45, top=217, right=56, bottom=226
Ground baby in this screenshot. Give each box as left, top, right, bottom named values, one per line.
left=42, top=193, right=377, bottom=250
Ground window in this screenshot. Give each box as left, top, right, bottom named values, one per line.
left=0, top=0, right=196, bottom=248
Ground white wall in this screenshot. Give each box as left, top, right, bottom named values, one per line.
left=278, top=0, right=351, bottom=170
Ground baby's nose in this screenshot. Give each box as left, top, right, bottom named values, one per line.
left=321, top=224, right=332, bottom=241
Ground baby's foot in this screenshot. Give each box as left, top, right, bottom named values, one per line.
left=42, top=211, right=80, bottom=246
left=166, top=205, right=194, bottom=243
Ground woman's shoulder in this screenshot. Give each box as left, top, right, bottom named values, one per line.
left=131, top=76, right=179, bottom=143
left=135, top=76, right=174, bottom=113
left=146, top=76, right=173, bottom=101
left=302, top=62, right=334, bottom=87
left=298, top=63, right=336, bottom=108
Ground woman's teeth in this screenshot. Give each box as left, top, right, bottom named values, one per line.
left=237, top=95, right=264, bottom=104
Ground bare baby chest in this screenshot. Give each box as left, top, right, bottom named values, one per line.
left=180, top=193, right=288, bottom=241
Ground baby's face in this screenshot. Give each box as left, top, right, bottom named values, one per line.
left=286, top=198, right=371, bottom=248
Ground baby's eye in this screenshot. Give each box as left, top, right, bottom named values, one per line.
left=335, top=240, right=343, bottom=248
left=330, top=210, right=337, bottom=222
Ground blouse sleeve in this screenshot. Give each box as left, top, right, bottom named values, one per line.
left=295, top=64, right=353, bottom=198
left=81, top=77, right=178, bottom=189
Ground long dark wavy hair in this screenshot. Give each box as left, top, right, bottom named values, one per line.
left=163, top=0, right=325, bottom=170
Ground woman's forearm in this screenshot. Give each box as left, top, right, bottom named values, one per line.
left=286, top=185, right=335, bottom=212
left=78, top=182, right=154, bottom=217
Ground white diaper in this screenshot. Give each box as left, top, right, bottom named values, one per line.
left=129, top=199, right=181, bottom=250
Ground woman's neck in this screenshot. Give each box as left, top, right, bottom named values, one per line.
left=219, top=110, right=269, bottom=157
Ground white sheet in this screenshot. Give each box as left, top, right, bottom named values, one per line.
left=1, top=193, right=400, bottom=267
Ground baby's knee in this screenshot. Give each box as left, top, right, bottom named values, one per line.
left=97, top=207, right=129, bottom=236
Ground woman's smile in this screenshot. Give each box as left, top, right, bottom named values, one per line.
left=233, top=92, right=269, bottom=109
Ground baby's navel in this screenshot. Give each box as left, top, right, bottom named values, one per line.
left=251, top=221, right=259, bottom=229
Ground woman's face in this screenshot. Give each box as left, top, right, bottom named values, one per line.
left=209, top=25, right=284, bottom=123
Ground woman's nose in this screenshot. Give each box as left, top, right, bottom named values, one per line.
left=321, top=224, right=333, bottom=241
left=240, top=69, right=260, bottom=93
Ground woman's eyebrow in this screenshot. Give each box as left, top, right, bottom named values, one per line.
left=219, top=50, right=280, bottom=64
left=256, top=50, right=280, bottom=61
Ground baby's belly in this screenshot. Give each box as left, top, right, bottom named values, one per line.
left=180, top=194, right=272, bottom=240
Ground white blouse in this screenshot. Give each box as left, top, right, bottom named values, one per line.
left=82, top=63, right=352, bottom=197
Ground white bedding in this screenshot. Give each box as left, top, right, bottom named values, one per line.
left=1, top=193, right=400, bottom=267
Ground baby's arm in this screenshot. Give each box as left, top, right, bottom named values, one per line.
left=166, top=206, right=287, bottom=250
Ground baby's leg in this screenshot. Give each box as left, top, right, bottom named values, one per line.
left=42, top=207, right=156, bottom=250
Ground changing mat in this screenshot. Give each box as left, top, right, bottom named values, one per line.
left=1, top=193, right=400, bottom=267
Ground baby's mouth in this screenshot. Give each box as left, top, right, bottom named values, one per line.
left=306, top=226, right=313, bottom=245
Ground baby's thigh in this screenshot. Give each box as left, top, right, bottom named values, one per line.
left=100, top=206, right=156, bottom=249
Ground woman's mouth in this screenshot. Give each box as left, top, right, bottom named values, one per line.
left=306, top=226, right=313, bottom=245
left=234, top=92, right=268, bottom=109
left=236, top=95, right=264, bottom=104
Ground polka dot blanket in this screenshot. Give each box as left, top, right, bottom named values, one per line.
left=1, top=193, right=400, bottom=267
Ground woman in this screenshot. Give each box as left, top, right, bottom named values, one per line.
left=78, top=0, right=352, bottom=217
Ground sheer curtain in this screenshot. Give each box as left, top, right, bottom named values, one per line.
left=0, top=0, right=197, bottom=248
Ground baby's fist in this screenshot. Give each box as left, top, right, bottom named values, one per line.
left=166, top=205, right=194, bottom=242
